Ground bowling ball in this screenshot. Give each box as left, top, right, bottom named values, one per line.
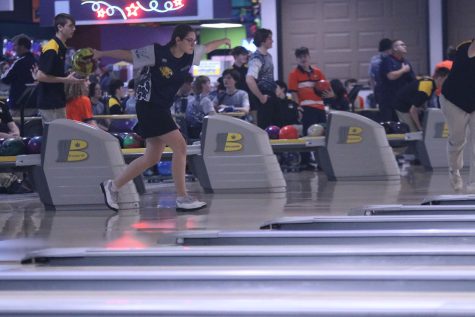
left=122, top=133, right=142, bottom=149
left=26, top=136, right=42, bottom=154
left=0, top=138, right=26, bottom=156
left=307, top=124, right=325, bottom=137
left=280, top=152, right=301, bottom=167
left=393, top=122, right=410, bottom=134
left=314, top=79, right=331, bottom=96
left=111, top=133, right=124, bottom=148
left=279, top=125, right=299, bottom=139
left=265, top=125, right=280, bottom=139
left=71, top=48, right=96, bottom=78
left=386, top=121, right=400, bottom=134
left=157, top=161, right=172, bottom=176
left=21, top=137, right=31, bottom=147
left=379, top=121, right=392, bottom=134
left=109, top=119, right=135, bottom=133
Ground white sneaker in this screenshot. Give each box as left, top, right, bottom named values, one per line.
left=100, top=180, right=119, bottom=211
left=449, top=170, right=463, bottom=192
left=176, top=196, right=207, bottom=211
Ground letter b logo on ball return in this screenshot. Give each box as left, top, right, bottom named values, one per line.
left=339, top=126, right=363, bottom=144
left=56, top=139, right=89, bottom=162
left=215, top=133, right=243, bottom=152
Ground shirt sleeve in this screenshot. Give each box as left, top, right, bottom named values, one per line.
left=192, top=45, right=206, bottom=66
left=240, top=91, right=250, bottom=112
left=82, top=97, right=94, bottom=121
left=288, top=70, right=297, bottom=92
left=247, top=58, right=263, bottom=79
left=202, top=97, right=215, bottom=114
left=108, top=97, right=123, bottom=114
left=131, top=45, right=156, bottom=70
left=0, top=60, right=18, bottom=84
left=38, top=50, right=57, bottom=75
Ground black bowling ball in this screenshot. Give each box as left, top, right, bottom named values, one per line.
left=393, top=122, right=410, bottom=134
left=379, top=122, right=392, bottom=134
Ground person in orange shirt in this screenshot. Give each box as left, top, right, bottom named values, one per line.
left=288, top=47, right=333, bottom=134
left=65, top=80, right=98, bottom=127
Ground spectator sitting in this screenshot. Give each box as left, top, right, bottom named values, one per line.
left=394, top=67, right=450, bottom=132
left=65, top=80, right=98, bottom=127
left=124, top=79, right=136, bottom=114
left=88, top=81, right=109, bottom=130
left=107, top=79, right=125, bottom=114
left=186, top=75, right=215, bottom=140
left=328, top=79, right=350, bottom=111
left=0, top=100, right=33, bottom=194
left=273, top=80, right=301, bottom=127
left=214, top=69, right=250, bottom=115
left=171, top=73, right=194, bottom=139
left=344, top=78, right=364, bottom=110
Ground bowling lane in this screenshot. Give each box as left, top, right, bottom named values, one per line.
left=0, top=165, right=461, bottom=263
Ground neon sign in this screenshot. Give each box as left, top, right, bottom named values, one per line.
left=81, top=1, right=186, bottom=20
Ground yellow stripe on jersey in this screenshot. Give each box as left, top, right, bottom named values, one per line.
left=418, top=80, right=434, bottom=97
left=42, top=39, right=59, bottom=53
left=108, top=97, right=120, bottom=108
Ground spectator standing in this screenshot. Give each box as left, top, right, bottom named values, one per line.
left=368, top=38, right=392, bottom=108
left=246, top=28, right=277, bottom=129
left=36, top=13, right=83, bottom=124
left=1, top=35, right=37, bottom=117
left=379, top=39, right=416, bottom=122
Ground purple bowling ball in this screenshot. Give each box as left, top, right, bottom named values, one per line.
left=26, top=136, right=42, bottom=154
left=265, top=125, right=280, bottom=140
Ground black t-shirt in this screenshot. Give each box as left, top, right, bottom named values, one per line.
left=395, top=78, right=435, bottom=113
left=108, top=96, right=124, bottom=114
left=380, top=54, right=416, bottom=106
left=0, top=52, right=36, bottom=109
left=273, top=97, right=299, bottom=127
left=232, top=64, right=249, bottom=91
left=133, top=43, right=205, bottom=109
left=0, top=102, right=13, bottom=133
left=442, top=40, right=475, bottom=113
left=233, top=63, right=259, bottom=110
left=37, top=36, right=67, bottom=109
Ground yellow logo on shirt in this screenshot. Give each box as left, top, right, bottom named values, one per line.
left=160, top=66, right=173, bottom=79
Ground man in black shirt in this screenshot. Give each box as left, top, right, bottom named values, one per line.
left=36, top=13, right=83, bottom=124
left=440, top=40, right=475, bottom=193
left=379, top=39, right=416, bottom=121
left=1, top=35, right=37, bottom=117
left=395, top=67, right=450, bottom=131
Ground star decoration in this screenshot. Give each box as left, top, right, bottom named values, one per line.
left=97, top=8, right=106, bottom=18
left=126, top=3, right=140, bottom=17
left=173, top=0, right=184, bottom=7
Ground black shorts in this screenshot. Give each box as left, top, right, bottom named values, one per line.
left=134, top=101, right=178, bottom=138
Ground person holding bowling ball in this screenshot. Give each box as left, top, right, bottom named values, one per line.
left=95, top=24, right=230, bottom=211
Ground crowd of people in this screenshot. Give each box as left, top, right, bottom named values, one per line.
left=0, top=12, right=470, bottom=200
